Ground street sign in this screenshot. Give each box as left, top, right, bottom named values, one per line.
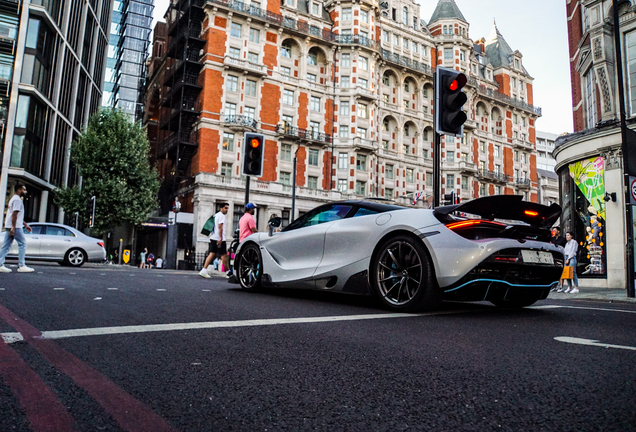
left=123, top=249, right=130, bottom=264
left=630, top=177, right=636, bottom=205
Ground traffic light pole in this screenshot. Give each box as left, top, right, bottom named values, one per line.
left=433, top=131, right=441, bottom=208
left=244, top=176, right=250, bottom=206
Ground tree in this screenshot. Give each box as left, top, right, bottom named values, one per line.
left=54, top=108, right=160, bottom=234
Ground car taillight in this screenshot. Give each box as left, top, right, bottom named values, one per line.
left=98, top=242, right=104, bottom=248
left=445, top=219, right=507, bottom=240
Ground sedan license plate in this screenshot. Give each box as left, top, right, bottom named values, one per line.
left=521, top=250, right=554, bottom=265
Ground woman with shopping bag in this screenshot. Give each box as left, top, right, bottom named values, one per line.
left=558, top=231, right=579, bottom=293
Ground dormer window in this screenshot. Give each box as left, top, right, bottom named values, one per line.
left=312, top=3, right=319, bottom=15
left=515, top=59, right=520, bottom=69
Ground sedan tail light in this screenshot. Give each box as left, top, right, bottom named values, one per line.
left=97, top=242, right=105, bottom=248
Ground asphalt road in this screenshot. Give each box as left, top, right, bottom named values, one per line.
left=1, top=263, right=635, bottom=432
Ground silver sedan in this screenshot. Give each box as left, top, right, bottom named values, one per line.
left=7, top=223, right=106, bottom=267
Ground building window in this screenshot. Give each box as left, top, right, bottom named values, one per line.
left=402, top=6, right=408, bottom=25
left=281, top=42, right=291, bottom=58
left=342, top=7, right=352, bottom=21
left=248, top=52, right=258, bottom=63
left=386, top=164, right=394, bottom=179
left=341, top=53, right=350, bottom=67
left=385, top=188, right=394, bottom=198
left=403, top=144, right=410, bottom=154
left=231, top=23, right=242, bottom=38
left=459, top=50, right=465, bottom=61
left=412, top=41, right=418, bottom=53
left=444, top=48, right=453, bottom=59
left=479, top=183, right=486, bottom=196
left=339, top=126, right=349, bottom=138
left=310, top=121, right=320, bottom=139
left=393, top=34, right=399, bottom=46
left=338, top=152, right=348, bottom=169
left=446, top=174, right=454, bottom=189
left=283, top=89, right=294, bottom=105
left=356, top=154, right=367, bottom=171
left=308, top=149, right=319, bottom=166
left=383, top=94, right=389, bottom=103
left=244, top=106, right=255, bottom=120
left=10, top=95, right=47, bottom=177
left=312, top=3, right=319, bottom=14
left=403, top=38, right=409, bottom=50
left=223, top=132, right=234, bottom=151
left=227, top=75, right=238, bottom=92
left=356, top=181, right=366, bottom=196
left=281, top=144, right=292, bottom=161
left=308, top=51, right=317, bottom=65
left=359, top=56, right=368, bottom=71
left=360, top=9, right=369, bottom=24
left=359, top=78, right=368, bottom=89
left=406, top=168, right=414, bottom=183
left=495, top=185, right=501, bottom=195
left=308, top=176, right=318, bottom=189
left=494, top=145, right=500, bottom=158
left=382, top=139, right=389, bottom=150
left=249, top=28, right=260, bottom=43
left=246, top=79, right=257, bottom=97
left=514, top=150, right=519, bottom=162
left=281, top=66, right=291, bottom=79
left=282, top=114, right=294, bottom=128
left=358, top=103, right=368, bottom=119
left=221, top=162, right=233, bottom=177
left=229, top=47, right=240, bottom=59
left=310, top=96, right=321, bottom=112
left=382, top=119, right=389, bottom=131
left=357, top=127, right=367, bottom=138
left=382, top=75, right=390, bottom=86
left=494, top=164, right=501, bottom=175
left=461, top=175, right=468, bottom=190
left=426, top=174, right=433, bottom=187
left=338, top=179, right=347, bottom=192
left=585, top=69, right=597, bottom=128
left=446, top=151, right=454, bottom=162
left=341, top=76, right=349, bottom=87
left=423, top=149, right=429, bottom=158
left=340, top=100, right=349, bottom=116
left=627, top=31, right=636, bottom=115
left=280, top=171, right=291, bottom=185
left=224, top=102, right=236, bottom=116
left=382, top=30, right=389, bottom=42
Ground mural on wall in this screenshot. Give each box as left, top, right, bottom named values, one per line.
left=569, top=157, right=606, bottom=275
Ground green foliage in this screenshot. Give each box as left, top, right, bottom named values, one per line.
left=54, top=108, right=160, bottom=234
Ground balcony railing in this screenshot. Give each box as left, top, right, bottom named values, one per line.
left=223, top=56, right=266, bottom=74
left=380, top=49, right=433, bottom=75
left=478, top=169, right=511, bottom=183
left=515, top=178, right=532, bottom=187
left=477, top=85, right=542, bottom=115
left=276, top=125, right=332, bottom=143
left=353, top=137, right=376, bottom=151
left=224, top=115, right=258, bottom=129
left=335, top=34, right=379, bottom=50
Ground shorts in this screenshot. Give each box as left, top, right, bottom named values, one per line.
left=208, top=240, right=227, bottom=256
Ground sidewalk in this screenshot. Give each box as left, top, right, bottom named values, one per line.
left=549, top=286, right=636, bottom=304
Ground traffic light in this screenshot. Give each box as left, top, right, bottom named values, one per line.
left=435, top=67, right=468, bottom=136
left=443, top=191, right=461, bottom=205
left=241, top=132, right=265, bottom=176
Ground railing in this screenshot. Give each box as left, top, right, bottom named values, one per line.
left=160, top=131, right=196, bottom=155
left=276, top=125, right=332, bottom=143
left=335, top=34, right=379, bottom=50
left=380, top=49, right=433, bottom=75
left=477, top=85, right=542, bottom=115
left=353, top=137, right=376, bottom=150
left=224, top=115, right=258, bottom=128
left=223, top=56, right=266, bottom=74
left=478, top=169, right=511, bottom=183
left=459, top=161, right=477, bottom=172
left=515, top=178, right=532, bottom=187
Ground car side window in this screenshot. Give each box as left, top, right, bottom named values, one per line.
left=28, top=226, right=42, bottom=234
left=45, top=226, right=74, bottom=236
left=301, top=205, right=353, bottom=228
left=353, top=207, right=378, bottom=217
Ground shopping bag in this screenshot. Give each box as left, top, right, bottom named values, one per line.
left=200, top=215, right=215, bottom=236
left=561, top=266, right=573, bottom=279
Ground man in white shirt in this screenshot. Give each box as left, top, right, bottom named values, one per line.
left=0, top=184, right=34, bottom=273
left=199, top=203, right=229, bottom=278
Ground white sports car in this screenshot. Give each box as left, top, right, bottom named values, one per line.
left=233, top=195, right=564, bottom=312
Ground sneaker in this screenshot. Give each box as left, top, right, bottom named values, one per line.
left=17, top=266, right=34, bottom=273
left=199, top=269, right=211, bottom=279
left=0, top=265, right=11, bottom=273
left=550, top=286, right=558, bottom=292
left=556, top=287, right=564, bottom=293
left=226, top=270, right=233, bottom=277
left=569, top=288, right=580, bottom=294
left=564, top=288, right=571, bottom=293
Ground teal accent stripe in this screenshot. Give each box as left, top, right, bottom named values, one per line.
left=444, top=279, right=558, bottom=293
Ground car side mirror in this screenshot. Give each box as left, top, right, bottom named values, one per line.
left=268, top=217, right=282, bottom=236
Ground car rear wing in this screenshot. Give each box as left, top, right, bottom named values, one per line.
left=433, top=195, right=561, bottom=229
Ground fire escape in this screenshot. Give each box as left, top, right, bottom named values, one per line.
left=159, top=0, right=205, bottom=203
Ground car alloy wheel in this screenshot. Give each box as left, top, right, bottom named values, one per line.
left=371, top=235, right=441, bottom=312
left=66, top=248, right=85, bottom=267
left=237, top=244, right=262, bottom=291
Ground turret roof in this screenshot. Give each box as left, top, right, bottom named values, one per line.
left=429, top=0, right=467, bottom=24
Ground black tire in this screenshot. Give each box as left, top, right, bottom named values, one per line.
left=64, top=248, right=86, bottom=267
left=370, top=234, right=441, bottom=312
left=236, top=243, right=262, bottom=291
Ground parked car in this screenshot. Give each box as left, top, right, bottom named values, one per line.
left=7, top=223, right=106, bottom=267
left=233, top=195, right=564, bottom=312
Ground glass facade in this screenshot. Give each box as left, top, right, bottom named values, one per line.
left=558, top=156, right=607, bottom=278
left=104, top=0, right=154, bottom=119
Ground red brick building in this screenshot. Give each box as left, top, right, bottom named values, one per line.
left=144, top=0, right=541, bottom=256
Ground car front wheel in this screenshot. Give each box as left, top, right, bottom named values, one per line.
left=236, top=243, right=262, bottom=291
left=65, top=248, right=86, bottom=267
left=370, top=235, right=441, bottom=312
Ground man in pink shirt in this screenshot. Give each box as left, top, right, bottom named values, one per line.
left=239, top=203, right=258, bottom=243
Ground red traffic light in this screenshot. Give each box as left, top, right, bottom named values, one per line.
left=450, top=80, right=458, bottom=91
left=251, top=138, right=260, bottom=148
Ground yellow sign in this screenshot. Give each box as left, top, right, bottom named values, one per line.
left=123, top=249, right=131, bottom=264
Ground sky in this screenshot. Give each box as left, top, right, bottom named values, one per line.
left=152, top=0, right=573, bottom=135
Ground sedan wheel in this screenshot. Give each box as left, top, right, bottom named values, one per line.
left=371, top=235, right=440, bottom=312
left=65, top=248, right=86, bottom=267
left=237, top=244, right=262, bottom=291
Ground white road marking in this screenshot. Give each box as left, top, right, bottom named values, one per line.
left=0, top=310, right=471, bottom=344
left=70, top=273, right=76, bottom=275
left=202, top=290, right=211, bottom=292
left=157, top=289, right=166, bottom=291
left=107, top=288, right=118, bottom=291
left=94, top=297, right=102, bottom=300
left=53, top=288, right=65, bottom=291
left=0, top=288, right=4, bottom=291
left=100, top=273, right=106, bottom=276
left=555, top=336, right=636, bottom=351
left=37, top=272, right=43, bottom=274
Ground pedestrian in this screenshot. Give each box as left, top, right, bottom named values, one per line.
left=147, top=252, right=154, bottom=269
left=550, top=227, right=567, bottom=292
left=139, top=247, right=147, bottom=269
left=559, top=231, right=579, bottom=294
left=199, top=203, right=230, bottom=278
left=0, top=184, right=34, bottom=273
left=239, top=203, right=258, bottom=243
left=155, top=256, right=163, bottom=269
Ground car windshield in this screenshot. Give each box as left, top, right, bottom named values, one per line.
left=283, top=204, right=353, bottom=231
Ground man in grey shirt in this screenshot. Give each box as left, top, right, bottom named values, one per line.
left=0, top=184, right=34, bottom=273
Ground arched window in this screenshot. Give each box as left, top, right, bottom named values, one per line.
left=443, top=25, right=447, bottom=35
left=403, top=7, right=408, bottom=25
left=281, top=42, right=291, bottom=58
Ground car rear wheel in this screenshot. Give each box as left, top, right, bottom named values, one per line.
left=370, top=235, right=441, bottom=312
left=236, top=243, right=262, bottom=291
left=65, top=248, right=86, bottom=267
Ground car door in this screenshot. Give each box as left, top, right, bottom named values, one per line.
left=39, top=225, right=75, bottom=259
left=8, top=225, right=43, bottom=258
left=260, top=204, right=354, bottom=281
